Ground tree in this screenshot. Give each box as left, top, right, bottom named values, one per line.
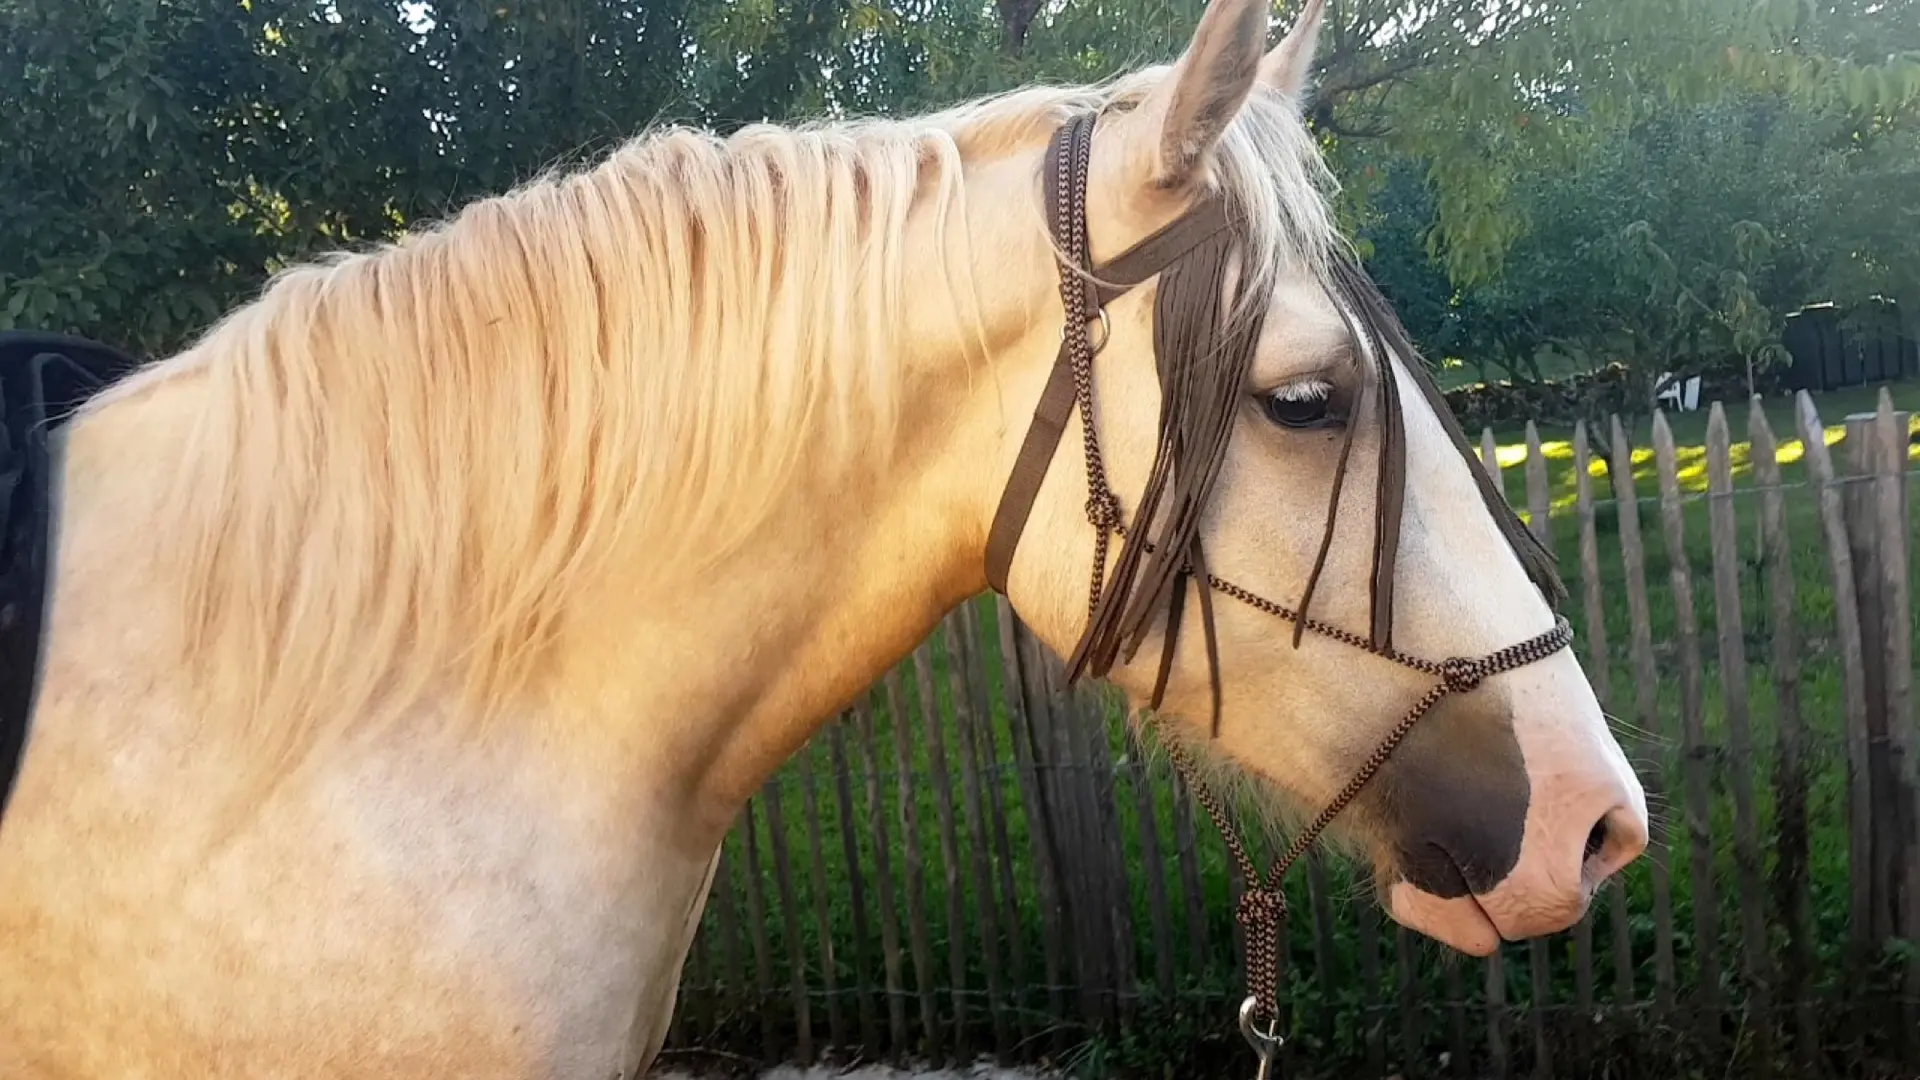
left=2, top=0, right=1914, bottom=363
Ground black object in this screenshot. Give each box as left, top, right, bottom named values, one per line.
left=1781, top=300, right=1919, bottom=394
left=0, top=332, right=144, bottom=828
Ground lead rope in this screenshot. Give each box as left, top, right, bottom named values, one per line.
left=1038, top=111, right=1574, bottom=1078
left=1095, top=516, right=1572, bottom=1072
left=1153, top=602, right=1571, bottom=1077
left=1088, top=444, right=1573, bottom=1075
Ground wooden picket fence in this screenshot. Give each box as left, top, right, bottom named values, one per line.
left=660, top=392, right=1920, bottom=1079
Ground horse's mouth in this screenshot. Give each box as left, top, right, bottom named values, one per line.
left=1376, top=871, right=1503, bottom=957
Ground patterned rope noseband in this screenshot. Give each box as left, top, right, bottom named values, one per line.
left=983, top=112, right=1573, bottom=1073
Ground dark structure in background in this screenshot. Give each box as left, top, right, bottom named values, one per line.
left=0, top=332, right=145, bottom=820
left=1782, top=299, right=1920, bottom=393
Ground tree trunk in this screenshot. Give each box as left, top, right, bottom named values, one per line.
left=997, top=0, right=1044, bottom=55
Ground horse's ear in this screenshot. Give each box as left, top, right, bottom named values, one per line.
left=1260, top=0, right=1326, bottom=104
left=1122, top=0, right=1270, bottom=190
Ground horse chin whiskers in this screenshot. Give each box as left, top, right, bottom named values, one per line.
left=1127, top=704, right=1367, bottom=864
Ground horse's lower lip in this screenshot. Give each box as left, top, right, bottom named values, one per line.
left=1385, top=880, right=1501, bottom=956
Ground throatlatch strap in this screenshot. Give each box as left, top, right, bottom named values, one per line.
left=984, top=356, right=1081, bottom=595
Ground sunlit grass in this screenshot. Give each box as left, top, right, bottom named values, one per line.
left=1486, top=384, right=1920, bottom=521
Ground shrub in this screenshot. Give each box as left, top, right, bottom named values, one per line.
left=1442, top=362, right=1646, bottom=433
left=1441, top=361, right=1789, bottom=433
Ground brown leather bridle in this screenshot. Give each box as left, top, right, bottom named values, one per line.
left=983, top=112, right=1574, bottom=1070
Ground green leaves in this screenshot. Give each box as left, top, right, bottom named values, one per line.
left=0, top=0, right=1910, bottom=369
left=1, top=287, right=32, bottom=329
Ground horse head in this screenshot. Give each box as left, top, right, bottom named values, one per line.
left=960, top=0, right=1648, bottom=957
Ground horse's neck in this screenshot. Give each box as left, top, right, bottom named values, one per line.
left=552, top=379, right=990, bottom=839
left=72, top=191, right=1033, bottom=847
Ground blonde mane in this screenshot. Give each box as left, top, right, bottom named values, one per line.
left=97, top=67, right=1341, bottom=754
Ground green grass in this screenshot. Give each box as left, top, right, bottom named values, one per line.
left=1433, top=349, right=1600, bottom=393
left=666, top=379, right=1920, bottom=1080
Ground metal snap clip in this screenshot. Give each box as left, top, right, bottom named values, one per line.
left=1238, top=994, right=1283, bottom=1080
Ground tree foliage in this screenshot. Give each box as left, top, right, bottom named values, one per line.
left=2, top=0, right=1916, bottom=396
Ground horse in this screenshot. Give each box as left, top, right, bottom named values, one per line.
left=0, top=0, right=1647, bottom=1075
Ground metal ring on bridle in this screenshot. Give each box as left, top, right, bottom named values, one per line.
left=1061, top=306, right=1111, bottom=353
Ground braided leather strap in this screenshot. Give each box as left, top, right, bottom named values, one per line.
left=1156, top=613, right=1573, bottom=1026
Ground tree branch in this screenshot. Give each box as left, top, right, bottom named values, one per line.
left=1319, top=52, right=1431, bottom=100
left=1309, top=99, right=1392, bottom=138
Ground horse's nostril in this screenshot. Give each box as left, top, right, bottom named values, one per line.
left=1583, top=818, right=1609, bottom=862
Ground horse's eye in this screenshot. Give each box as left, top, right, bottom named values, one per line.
left=1259, top=384, right=1337, bottom=430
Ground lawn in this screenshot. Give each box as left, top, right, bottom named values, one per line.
left=1484, top=380, right=1920, bottom=508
